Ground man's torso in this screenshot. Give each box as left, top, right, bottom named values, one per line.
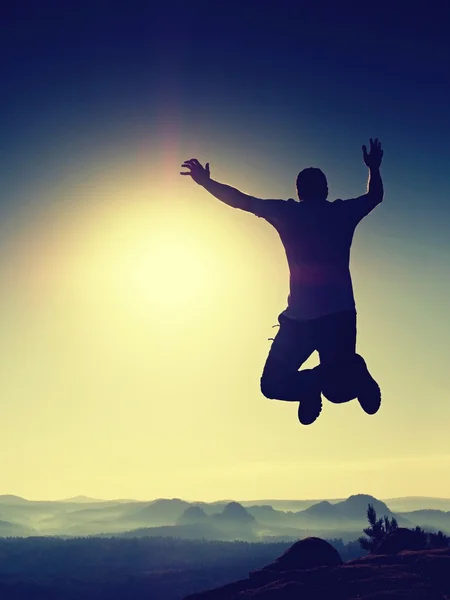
left=265, top=199, right=358, bottom=321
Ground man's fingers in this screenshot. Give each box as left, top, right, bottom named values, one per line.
left=191, top=158, right=204, bottom=169
left=180, top=171, right=192, bottom=176
left=362, top=144, right=368, bottom=156
left=181, top=157, right=208, bottom=172
left=369, top=138, right=382, bottom=149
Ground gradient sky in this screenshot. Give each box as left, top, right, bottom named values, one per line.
left=1, top=2, right=450, bottom=502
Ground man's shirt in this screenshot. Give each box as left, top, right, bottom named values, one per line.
left=250, top=196, right=379, bottom=321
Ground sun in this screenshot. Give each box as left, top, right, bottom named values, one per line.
left=16, top=178, right=233, bottom=325
left=55, top=197, right=218, bottom=321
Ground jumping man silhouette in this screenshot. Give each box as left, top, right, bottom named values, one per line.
left=181, top=138, right=383, bottom=425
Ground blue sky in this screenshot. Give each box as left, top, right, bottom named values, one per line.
left=0, top=1, right=449, bottom=500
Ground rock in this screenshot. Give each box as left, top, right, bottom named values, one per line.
left=257, top=536, right=342, bottom=572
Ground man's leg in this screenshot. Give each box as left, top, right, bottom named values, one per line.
left=316, top=311, right=381, bottom=413
left=260, top=314, right=322, bottom=425
left=316, top=310, right=357, bottom=402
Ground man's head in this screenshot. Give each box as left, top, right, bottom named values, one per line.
left=296, top=168, right=328, bottom=202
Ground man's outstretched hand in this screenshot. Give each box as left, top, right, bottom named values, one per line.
left=362, top=138, right=383, bottom=169
left=180, top=158, right=210, bottom=186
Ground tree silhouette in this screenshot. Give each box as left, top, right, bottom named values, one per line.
left=410, top=525, right=428, bottom=548
left=359, top=504, right=450, bottom=553
left=358, top=504, right=398, bottom=552
left=425, top=529, right=450, bottom=549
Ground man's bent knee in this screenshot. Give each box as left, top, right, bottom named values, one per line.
left=260, top=374, right=281, bottom=399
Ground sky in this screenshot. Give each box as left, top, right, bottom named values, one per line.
left=0, top=1, right=450, bottom=502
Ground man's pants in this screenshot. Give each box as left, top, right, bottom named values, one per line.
left=260, top=310, right=357, bottom=401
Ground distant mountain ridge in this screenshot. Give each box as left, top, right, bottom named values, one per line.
left=0, top=495, right=30, bottom=504
left=3, top=494, right=449, bottom=509
left=384, top=496, right=450, bottom=512
left=61, top=495, right=105, bottom=503
left=0, top=493, right=449, bottom=539
left=397, top=509, right=450, bottom=533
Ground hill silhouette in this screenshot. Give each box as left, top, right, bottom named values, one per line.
left=329, top=494, right=393, bottom=519
left=300, top=500, right=346, bottom=522
left=398, top=509, right=450, bottom=533
left=178, top=505, right=208, bottom=523
left=131, top=498, right=191, bottom=523
left=213, top=502, right=255, bottom=523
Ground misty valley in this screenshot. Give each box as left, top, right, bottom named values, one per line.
left=1, top=493, right=450, bottom=599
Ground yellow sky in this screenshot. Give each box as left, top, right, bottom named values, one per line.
left=1, top=157, right=449, bottom=502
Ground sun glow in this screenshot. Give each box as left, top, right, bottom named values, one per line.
left=6, top=174, right=233, bottom=328
left=2, top=155, right=450, bottom=501
left=110, top=227, right=212, bottom=312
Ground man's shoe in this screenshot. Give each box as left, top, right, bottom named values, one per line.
left=297, top=371, right=322, bottom=425
left=354, top=354, right=381, bottom=415
left=320, top=360, right=357, bottom=404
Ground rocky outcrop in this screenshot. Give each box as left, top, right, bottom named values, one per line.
left=184, top=539, right=450, bottom=600
left=257, top=537, right=342, bottom=572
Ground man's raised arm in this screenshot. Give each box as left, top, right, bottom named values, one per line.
left=363, top=138, right=384, bottom=205
left=180, top=158, right=259, bottom=212
left=341, top=138, right=384, bottom=222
